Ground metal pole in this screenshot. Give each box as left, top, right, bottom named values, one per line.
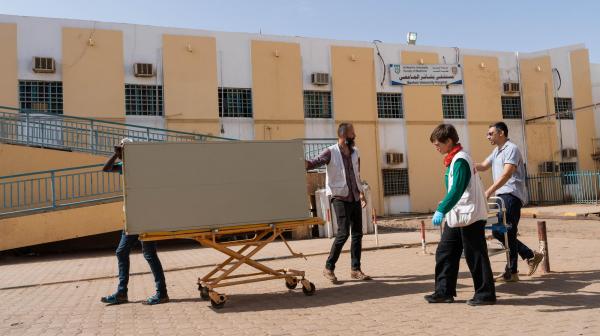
left=25, top=111, right=30, bottom=146
left=50, top=171, right=56, bottom=209
left=372, top=208, right=379, bottom=247
left=537, top=221, right=550, bottom=273
left=420, top=220, right=427, bottom=254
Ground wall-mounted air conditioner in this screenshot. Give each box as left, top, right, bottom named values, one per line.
left=503, top=82, right=520, bottom=93
left=311, top=73, right=329, bottom=85
left=385, top=152, right=403, bottom=165
left=134, top=63, right=154, bottom=77
left=32, top=57, right=56, bottom=73
left=561, top=148, right=578, bottom=159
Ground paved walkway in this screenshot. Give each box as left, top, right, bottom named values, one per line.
left=1, top=218, right=599, bottom=336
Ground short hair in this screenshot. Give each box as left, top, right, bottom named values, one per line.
left=490, top=122, right=509, bottom=137
left=337, top=122, right=353, bottom=137
left=430, top=124, right=459, bottom=144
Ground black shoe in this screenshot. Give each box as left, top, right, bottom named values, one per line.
left=142, top=293, right=170, bottom=305
left=424, top=293, right=454, bottom=303
left=100, top=292, right=128, bottom=305
left=467, top=298, right=497, bottom=306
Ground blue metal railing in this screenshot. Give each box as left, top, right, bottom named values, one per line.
left=0, top=164, right=123, bottom=216
left=0, top=105, right=234, bottom=156
left=526, top=170, right=600, bottom=205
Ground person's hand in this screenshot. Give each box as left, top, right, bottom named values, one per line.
left=485, top=189, right=493, bottom=199
left=432, top=211, right=444, bottom=227
left=359, top=193, right=367, bottom=208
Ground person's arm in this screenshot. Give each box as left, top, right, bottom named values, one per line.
left=436, top=159, right=471, bottom=214
left=485, top=163, right=516, bottom=198
left=475, top=159, right=491, bottom=172
left=103, top=146, right=122, bottom=173
left=305, top=149, right=331, bottom=170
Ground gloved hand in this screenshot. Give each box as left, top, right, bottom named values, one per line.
left=432, top=211, right=444, bottom=227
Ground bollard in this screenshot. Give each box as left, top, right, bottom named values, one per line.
left=372, top=208, right=379, bottom=247
left=420, top=220, right=427, bottom=254
left=537, top=221, right=550, bottom=273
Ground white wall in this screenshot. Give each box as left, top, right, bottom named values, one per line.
left=591, top=63, right=600, bottom=137
left=378, top=120, right=410, bottom=214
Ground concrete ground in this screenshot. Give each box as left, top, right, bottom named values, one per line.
left=1, top=217, right=599, bottom=336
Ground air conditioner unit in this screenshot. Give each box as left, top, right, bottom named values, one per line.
left=503, top=82, right=520, bottom=93
left=311, top=73, right=329, bottom=85
left=133, top=63, right=154, bottom=77
left=539, top=161, right=558, bottom=173
left=561, top=148, right=578, bottom=159
left=32, top=57, right=56, bottom=73
left=385, top=152, right=403, bottom=165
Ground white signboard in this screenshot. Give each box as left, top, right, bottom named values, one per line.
left=389, top=64, right=462, bottom=86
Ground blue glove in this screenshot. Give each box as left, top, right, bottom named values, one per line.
left=432, top=211, right=444, bottom=227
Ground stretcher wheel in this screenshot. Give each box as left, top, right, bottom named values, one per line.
left=198, top=285, right=210, bottom=300
left=285, top=277, right=298, bottom=289
left=302, top=282, right=316, bottom=296
left=209, top=292, right=227, bottom=309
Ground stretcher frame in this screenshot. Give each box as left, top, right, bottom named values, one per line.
left=486, top=196, right=511, bottom=269
left=139, top=217, right=324, bottom=308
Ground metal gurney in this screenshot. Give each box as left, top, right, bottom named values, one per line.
left=140, top=217, right=324, bottom=309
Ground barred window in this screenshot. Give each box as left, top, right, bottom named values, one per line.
left=19, top=80, right=63, bottom=114
left=125, top=84, right=163, bottom=116
left=501, top=96, right=522, bottom=119
left=442, top=95, right=465, bottom=119
left=382, top=168, right=410, bottom=196
left=377, top=93, right=404, bottom=118
left=219, top=88, right=253, bottom=118
left=554, top=97, right=573, bottom=120
left=304, top=91, right=332, bottom=118
left=560, top=162, right=578, bottom=185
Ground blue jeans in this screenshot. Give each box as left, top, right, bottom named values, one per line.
left=493, top=194, right=534, bottom=274
left=115, top=231, right=167, bottom=296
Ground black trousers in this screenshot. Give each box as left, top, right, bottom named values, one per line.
left=434, top=220, right=496, bottom=300
left=326, top=199, right=363, bottom=271
left=493, top=194, right=534, bottom=274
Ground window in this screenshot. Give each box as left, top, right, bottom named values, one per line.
left=442, top=95, right=465, bottom=119
left=304, top=91, right=332, bottom=118
left=554, top=98, right=573, bottom=120
left=501, top=96, right=522, bottom=119
left=125, top=84, right=163, bottom=116
left=559, top=162, right=578, bottom=185
left=382, top=168, right=410, bottom=196
left=377, top=93, right=404, bottom=118
left=218, top=88, right=253, bottom=118
left=19, top=80, right=63, bottom=114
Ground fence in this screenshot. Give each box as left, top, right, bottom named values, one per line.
left=526, top=171, right=600, bottom=205
left=0, top=164, right=123, bottom=216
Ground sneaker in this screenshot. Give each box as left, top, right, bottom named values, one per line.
left=322, top=268, right=338, bottom=283
left=526, top=252, right=544, bottom=276
left=467, top=298, right=497, bottom=306
left=142, top=293, right=169, bottom=305
left=494, top=272, right=519, bottom=283
left=424, top=293, right=454, bottom=304
left=350, top=269, right=372, bottom=281
left=100, top=292, right=128, bottom=305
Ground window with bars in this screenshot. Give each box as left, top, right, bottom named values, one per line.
left=303, top=91, right=332, bottom=118
left=559, top=162, right=578, bottom=185
left=125, top=84, right=163, bottom=116
left=501, top=96, right=522, bottom=119
left=442, top=95, right=465, bottom=119
left=554, top=97, right=573, bottom=120
left=382, top=168, right=410, bottom=196
left=218, top=88, right=253, bottom=118
left=377, top=93, right=404, bottom=118
left=19, top=80, right=63, bottom=114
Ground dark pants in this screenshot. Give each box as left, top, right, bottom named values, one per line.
left=326, top=199, right=363, bottom=271
left=493, top=194, right=534, bottom=274
left=116, top=231, right=167, bottom=296
left=434, top=220, right=496, bottom=300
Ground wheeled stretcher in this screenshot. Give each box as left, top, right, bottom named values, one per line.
left=140, top=217, right=324, bottom=308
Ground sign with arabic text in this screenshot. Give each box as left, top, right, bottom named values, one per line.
left=389, top=64, right=462, bottom=86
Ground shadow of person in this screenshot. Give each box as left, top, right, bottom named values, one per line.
left=496, top=270, right=600, bottom=312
